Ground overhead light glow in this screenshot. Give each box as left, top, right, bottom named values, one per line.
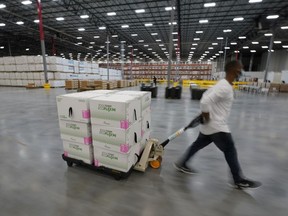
left=139, top=40, right=144, bottom=42
left=233, top=17, right=244, bottom=21
left=282, top=45, right=288, bottom=48
left=252, top=41, right=259, bottom=44
left=243, top=46, right=249, bottom=49
left=99, top=26, right=106, bottom=30
left=156, top=39, right=162, bottom=42
left=0, top=46, right=4, bottom=49
left=249, top=0, right=262, bottom=3
left=25, top=48, right=30, bottom=51
left=145, top=23, right=153, bottom=27
left=239, top=36, right=246, bottom=39
left=135, top=9, right=145, bottom=13
left=107, top=12, right=116, bottom=16
left=266, top=15, right=279, bottom=19
left=112, top=35, right=118, bottom=38
left=172, top=32, right=178, bottom=35
left=208, top=47, right=214, bottom=50
left=224, top=47, right=230, bottom=49
left=122, top=25, right=129, bottom=28
left=205, top=51, right=210, bottom=53
left=151, top=33, right=158, bottom=35
left=234, top=51, right=240, bottom=53
left=77, top=42, right=82, bottom=45
left=16, top=21, right=24, bottom=25
left=196, top=31, right=203, bottom=34
left=212, top=43, right=218, bottom=45
left=0, top=4, right=6, bottom=9
left=169, top=22, right=177, bottom=25
left=21, top=1, right=32, bottom=5
left=265, top=33, right=273, bottom=36
left=204, top=2, right=216, bottom=7
left=215, top=53, right=220, bottom=56
left=165, top=7, right=175, bottom=11
left=250, top=50, right=256, bottom=53
left=144, top=45, right=149, bottom=47
left=192, top=43, right=198, bottom=46
left=230, top=42, right=237, bottom=45
left=281, top=26, right=288, bottom=30
left=219, top=51, right=224, bottom=53
left=194, top=38, right=200, bottom=41
left=223, top=29, right=232, bottom=33
left=80, top=15, right=89, bottom=19
left=76, top=37, right=82, bottom=39
left=94, top=36, right=100, bottom=38
left=274, top=41, right=282, bottom=44
left=78, top=28, right=85, bottom=31
left=262, top=46, right=268, bottom=48
left=131, top=34, right=138, bottom=36
left=56, top=17, right=64, bottom=21
left=217, top=37, right=224, bottom=40
left=191, top=47, right=196, bottom=50
left=199, top=19, right=209, bottom=24
left=0, top=23, right=6, bottom=27
left=90, top=42, right=95, bottom=44
left=34, top=20, right=39, bottom=23
left=159, top=44, right=164, bottom=46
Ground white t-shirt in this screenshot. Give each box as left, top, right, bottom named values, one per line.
left=200, top=79, right=234, bottom=135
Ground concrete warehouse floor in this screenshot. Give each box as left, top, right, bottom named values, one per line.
left=0, top=85, right=288, bottom=216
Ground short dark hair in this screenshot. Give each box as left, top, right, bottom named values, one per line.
left=225, top=60, right=241, bottom=73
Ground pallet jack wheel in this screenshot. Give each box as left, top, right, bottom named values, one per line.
left=149, top=156, right=162, bottom=169
left=67, top=161, right=73, bottom=167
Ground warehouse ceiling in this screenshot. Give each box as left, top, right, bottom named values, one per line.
left=0, top=0, right=288, bottom=62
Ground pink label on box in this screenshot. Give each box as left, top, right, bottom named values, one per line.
left=94, top=159, right=99, bottom=167
left=82, top=110, right=91, bottom=119
left=120, top=144, right=129, bottom=153
left=64, top=151, right=68, bottom=157
left=120, top=120, right=129, bottom=129
left=84, top=137, right=92, bottom=145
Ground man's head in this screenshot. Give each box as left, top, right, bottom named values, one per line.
left=225, top=60, right=243, bottom=81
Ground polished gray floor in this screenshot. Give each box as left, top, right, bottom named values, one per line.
left=0, top=85, right=287, bottom=216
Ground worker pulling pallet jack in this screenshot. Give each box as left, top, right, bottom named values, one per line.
left=136, top=61, right=261, bottom=189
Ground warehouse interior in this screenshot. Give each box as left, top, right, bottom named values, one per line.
left=1, top=0, right=288, bottom=216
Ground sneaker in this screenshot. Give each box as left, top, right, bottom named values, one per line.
left=173, top=163, right=197, bottom=175
left=233, top=179, right=262, bottom=189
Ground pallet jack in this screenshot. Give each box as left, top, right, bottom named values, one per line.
left=134, top=114, right=203, bottom=172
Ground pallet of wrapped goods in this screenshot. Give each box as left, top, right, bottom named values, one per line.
left=279, top=84, right=288, bottom=92
left=93, top=80, right=107, bottom=89
left=117, top=80, right=125, bottom=88
left=79, top=80, right=92, bottom=88
left=65, top=80, right=79, bottom=90
left=107, top=81, right=117, bottom=89
left=25, top=82, right=37, bottom=89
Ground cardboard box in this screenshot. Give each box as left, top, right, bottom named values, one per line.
left=56, top=91, right=109, bottom=123
left=63, top=140, right=93, bottom=164
left=59, top=120, right=92, bottom=144
left=4, top=65, right=16, bottom=71
left=3, top=57, right=16, bottom=65
left=15, top=56, right=28, bottom=65
left=93, top=143, right=140, bottom=172
left=90, top=94, right=141, bottom=128
left=115, top=91, right=151, bottom=116
left=92, top=120, right=141, bottom=153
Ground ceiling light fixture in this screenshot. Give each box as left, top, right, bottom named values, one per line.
left=192, top=43, right=198, bottom=46
left=169, top=22, right=177, bottom=25
left=262, top=46, right=268, bottom=48
left=94, top=36, right=100, bottom=38
left=230, top=42, right=237, bottom=45
left=145, top=23, right=153, bottom=27
left=281, top=26, right=288, bottom=29
left=274, top=41, right=282, bottom=44
left=121, top=25, right=129, bottom=28
left=212, top=43, right=218, bottom=45
left=252, top=41, right=259, bottom=44
left=78, top=28, right=85, bottom=31
left=135, top=9, right=145, bottom=13
left=165, top=7, right=175, bottom=11
left=0, top=4, right=6, bottom=9
left=196, top=31, right=203, bottom=34
left=16, top=21, right=24, bottom=25
left=250, top=50, right=256, bottom=53
left=56, top=17, right=64, bottom=21
left=139, top=40, right=144, bottom=42
left=199, top=19, right=208, bottom=24
left=239, top=36, right=246, bottom=39
left=80, top=15, right=89, bottom=19
left=265, top=33, right=273, bottom=36
left=112, top=35, right=118, bottom=38
left=217, top=37, right=224, bottom=40
left=204, top=2, right=216, bottom=7
left=266, top=15, right=279, bottom=19
left=34, top=20, right=39, bottom=23
left=156, top=39, right=162, bottom=42
left=249, top=0, right=262, bottom=3
left=107, top=12, right=116, bottom=16
left=151, top=33, right=158, bottom=35
left=233, top=17, right=244, bottom=21
left=99, top=26, right=106, bottom=30
left=223, top=29, right=232, bottom=33
left=21, top=1, right=32, bottom=5
left=194, top=38, right=200, bottom=41
left=243, top=46, right=249, bottom=49
left=282, top=45, right=288, bottom=48
left=131, top=34, right=138, bottom=36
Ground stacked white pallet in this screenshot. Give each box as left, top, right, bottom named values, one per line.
left=90, top=94, right=141, bottom=172
left=114, top=91, right=152, bottom=151
left=99, top=68, right=122, bottom=81
left=56, top=90, right=116, bottom=164
left=0, top=56, right=101, bottom=87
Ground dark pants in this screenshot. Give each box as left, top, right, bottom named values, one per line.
left=180, top=132, right=243, bottom=183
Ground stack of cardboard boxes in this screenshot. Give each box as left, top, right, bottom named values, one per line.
left=56, top=90, right=151, bottom=173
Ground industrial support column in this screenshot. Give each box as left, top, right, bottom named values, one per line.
left=8, top=39, right=12, bottom=56
left=36, top=0, right=48, bottom=85
left=130, top=47, right=133, bottom=80
left=167, top=0, right=176, bottom=88
left=107, top=34, right=110, bottom=81
left=120, top=41, right=125, bottom=79
left=249, top=53, right=254, bottom=72
left=222, top=37, right=228, bottom=71
left=264, top=35, right=274, bottom=82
